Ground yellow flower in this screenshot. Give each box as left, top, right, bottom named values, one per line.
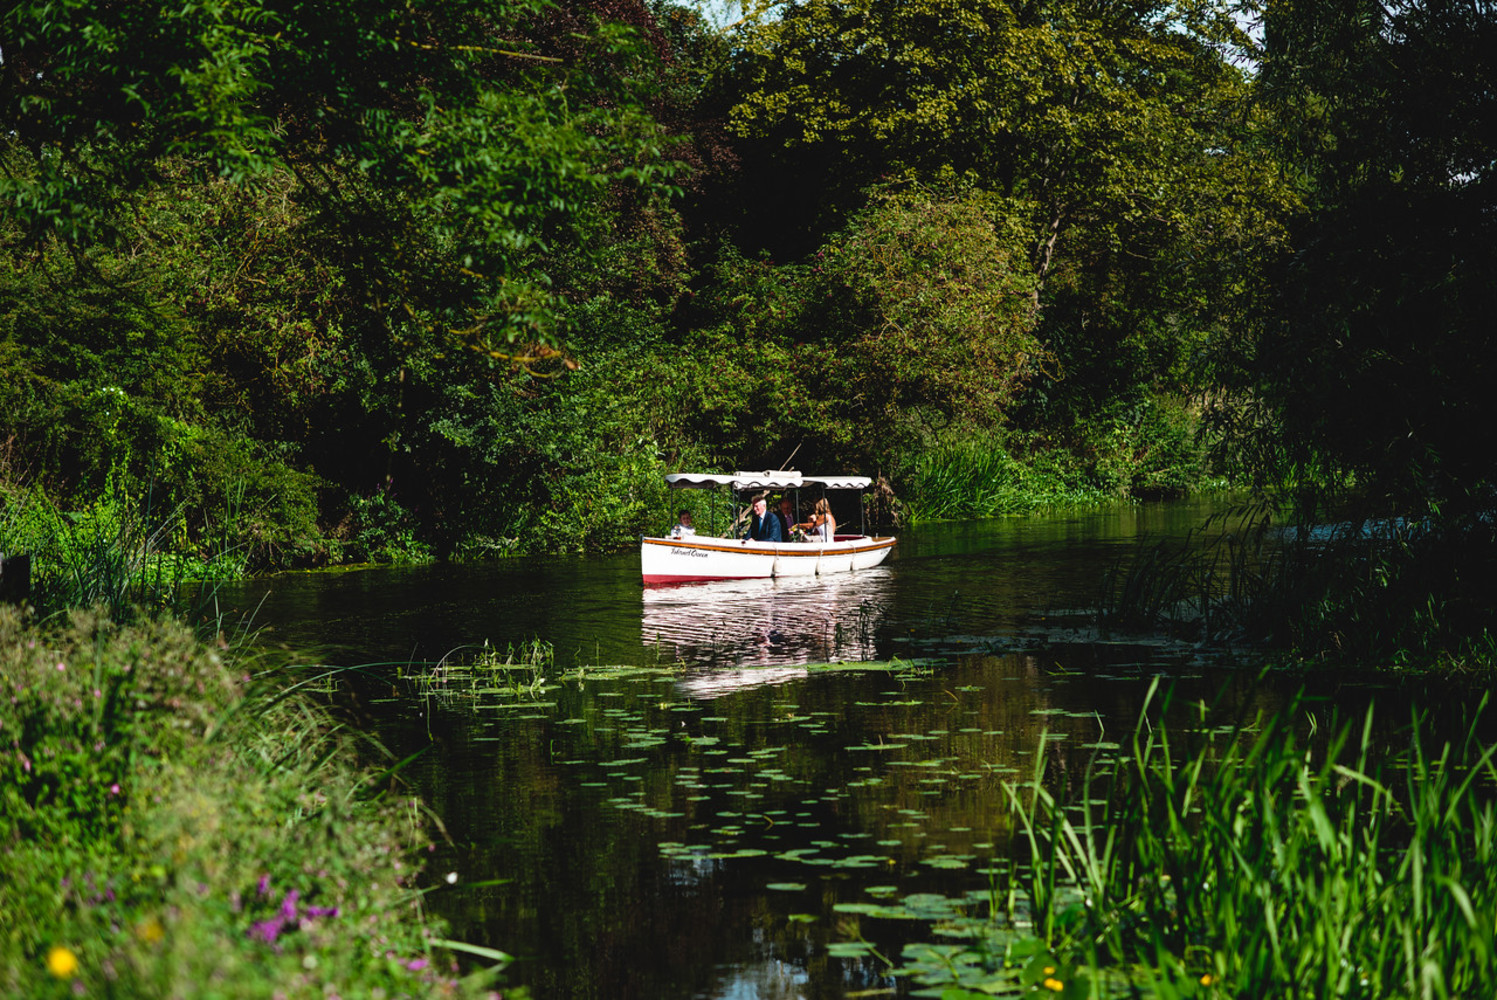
left=135, top=916, right=165, bottom=944
left=46, top=946, right=79, bottom=979
left=1200, top=973, right=1215, bottom=986
left=1042, top=976, right=1065, bottom=992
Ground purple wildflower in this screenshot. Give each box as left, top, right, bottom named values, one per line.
left=248, top=918, right=285, bottom=944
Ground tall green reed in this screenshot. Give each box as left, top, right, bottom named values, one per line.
left=987, top=679, right=1497, bottom=998
left=1095, top=502, right=1275, bottom=641
left=900, top=438, right=1108, bottom=521
left=0, top=479, right=245, bottom=628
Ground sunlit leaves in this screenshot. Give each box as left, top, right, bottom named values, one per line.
left=0, top=0, right=682, bottom=353
left=799, top=185, right=1046, bottom=457
left=725, top=0, right=1262, bottom=281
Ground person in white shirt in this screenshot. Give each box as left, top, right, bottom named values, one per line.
left=669, top=510, right=696, bottom=539
left=795, top=498, right=836, bottom=541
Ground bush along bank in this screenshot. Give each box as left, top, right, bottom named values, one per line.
left=0, top=607, right=516, bottom=999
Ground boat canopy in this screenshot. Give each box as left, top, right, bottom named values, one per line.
left=665, top=471, right=800, bottom=491
left=664, top=471, right=872, bottom=491
left=801, top=475, right=872, bottom=490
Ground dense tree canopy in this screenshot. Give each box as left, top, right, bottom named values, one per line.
left=724, top=0, right=1274, bottom=276
left=719, top=0, right=1294, bottom=450
left=0, top=0, right=680, bottom=353
left=1248, top=0, right=1497, bottom=518
left=4, top=0, right=1493, bottom=607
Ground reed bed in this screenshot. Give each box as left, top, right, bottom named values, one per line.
left=900, top=439, right=1109, bottom=521
left=909, top=679, right=1497, bottom=998
left=0, top=482, right=244, bottom=625
left=401, top=638, right=559, bottom=704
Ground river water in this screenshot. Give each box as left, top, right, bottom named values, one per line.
left=218, top=499, right=1342, bottom=999
left=224, top=498, right=1237, bottom=668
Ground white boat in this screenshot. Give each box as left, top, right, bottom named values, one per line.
left=640, top=470, right=896, bottom=585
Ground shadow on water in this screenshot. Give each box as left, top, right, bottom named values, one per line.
left=216, top=498, right=1334, bottom=999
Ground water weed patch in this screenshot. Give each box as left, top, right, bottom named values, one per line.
left=0, top=607, right=513, bottom=998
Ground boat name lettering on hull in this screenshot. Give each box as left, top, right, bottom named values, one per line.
left=671, top=547, right=710, bottom=558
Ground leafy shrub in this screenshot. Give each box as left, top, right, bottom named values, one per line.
left=339, top=489, right=433, bottom=565
left=1082, top=396, right=1211, bottom=500
left=797, top=187, right=1046, bottom=464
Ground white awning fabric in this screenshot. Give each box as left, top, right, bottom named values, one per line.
left=664, top=472, right=871, bottom=491
left=801, top=475, right=872, bottom=490
left=665, top=472, right=801, bottom=491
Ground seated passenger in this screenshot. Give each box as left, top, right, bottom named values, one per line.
left=743, top=495, right=784, bottom=542
left=795, top=498, right=837, bottom=542
left=776, top=496, right=795, bottom=540
left=669, top=509, right=696, bottom=539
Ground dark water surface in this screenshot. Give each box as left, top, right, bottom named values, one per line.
left=223, top=498, right=1235, bottom=668
left=219, top=499, right=1321, bottom=999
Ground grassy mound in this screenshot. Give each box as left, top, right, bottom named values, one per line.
left=0, top=607, right=512, bottom=998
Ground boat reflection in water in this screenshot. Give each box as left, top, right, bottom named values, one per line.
left=641, top=569, right=896, bottom=698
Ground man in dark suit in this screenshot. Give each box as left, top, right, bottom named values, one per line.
left=744, top=495, right=784, bottom=541
left=775, top=496, right=795, bottom=540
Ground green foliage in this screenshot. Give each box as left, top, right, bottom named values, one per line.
left=340, top=491, right=433, bottom=566
left=0, top=608, right=511, bottom=998
left=723, top=0, right=1293, bottom=472
left=897, top=435, right=1109, bottom=522
left=0, top=479, right=247, bottom=622
left=800, top=187, right=1044, bottom=461
left=897, top=395, right=1211, bottom=522
left=1080, top=396, right=1212, bottom=500
left=659, top=192, right=1050, bottom=477
left=1, top=0, right=682, bottom=354
left=0, top=0, right=1258, bottom=571
left=725, top=0, right=1280, bottom=274
left=659, top=246, right=827, bottom=469
left=0, top=181, right=330, bottom=568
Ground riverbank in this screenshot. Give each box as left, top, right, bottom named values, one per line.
left=0, top=607, right=517, bottom=998
left=0, top=412, right=1212, bottom=579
